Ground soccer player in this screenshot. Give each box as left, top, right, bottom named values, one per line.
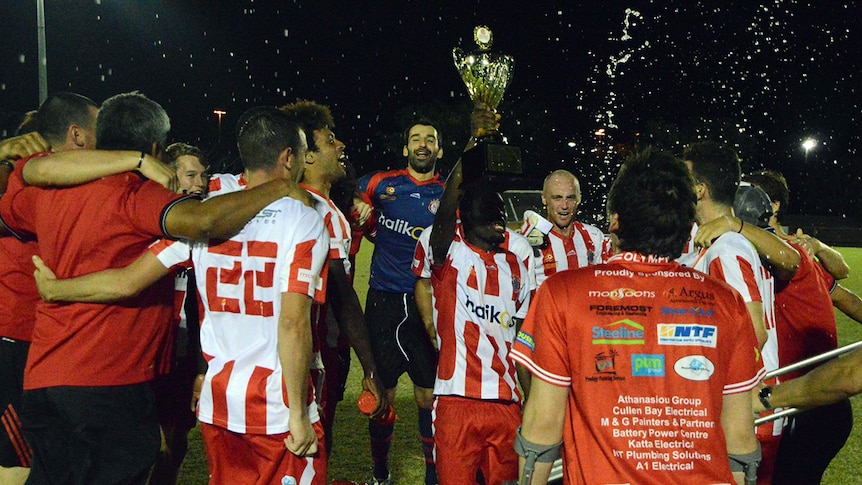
left=148, top=142, right=210, bottom=485
left=698, top=170, right=855, bottom=485
left=683, top=142, right=785, bottom=485
left=423, top=147, right=530, bottom=483
left=280, top=100, right=388, bottom=454
left=0, top=93, right=304, bottom=484
left=513, top=148, right=763, bottom=485
left=358, top=118, right=447, bottom=485
left=520, top=169, right=610, bottom=287
left=166, top=142, right=209, bottom=195
left=0, top=94, right=93, bottom=485
left=187, top=107, right=330, bottom=484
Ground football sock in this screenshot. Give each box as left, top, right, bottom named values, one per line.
left=418, top=407, right=437, bottom=485
left=369, top=408, right=396, bottom=479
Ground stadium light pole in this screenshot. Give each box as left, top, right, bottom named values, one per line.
left=214, top=110, right=226, bottom=144
left=37, top=0, right=47, bottom=104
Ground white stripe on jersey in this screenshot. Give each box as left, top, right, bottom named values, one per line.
left=193, top=174, right=329, bottom=435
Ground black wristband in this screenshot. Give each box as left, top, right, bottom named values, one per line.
left=137, top=152, right=145, bottom=169
left=0, top=159, right=14, bottom=172
left=737, top=219, right=745, bottom=233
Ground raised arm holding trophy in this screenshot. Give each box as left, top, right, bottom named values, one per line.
left=453, top=26, right=523, bottom=184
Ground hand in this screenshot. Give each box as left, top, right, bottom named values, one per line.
left=783, top=228, right=819, bottom=257
left=0, top=132, right=50, bottom=161
left=693, top=215, right=739, bottom=248
left=190, top=373, right=205, bottom=412
left=470, top=101, right=501, bottom=139
left=284, top=414, right=318, bottom=456
left=31, top=255, right=58, bottom=302
left=751, top=385, right=768, bottom=414
left=138, top=155, right=179, bottom=193
left=352, top=198, right=372, bottom=227
left=362, top=372, right=389, bottom=420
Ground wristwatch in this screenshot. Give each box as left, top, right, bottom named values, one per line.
left=0, top=159, right=14, bottom=172
left=758, top=385, right=773, bottom=410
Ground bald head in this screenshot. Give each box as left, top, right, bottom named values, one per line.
left=542, top=170, right=582, bottom=234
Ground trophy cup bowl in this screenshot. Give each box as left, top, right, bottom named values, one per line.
left=453, top=26, right=523, bottom=180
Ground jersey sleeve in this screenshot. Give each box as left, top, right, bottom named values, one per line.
left=412, top=225, right=433, bottom=278
left=587, top=225, right=607, bottom=265
left=514, top=264, right=531, bottom=320
left=722, top=291, right=766, bottom=394
left=149, top=239, right=191, bottom=269
left=280, top=209, right=330, bottom=304
left=126, top=180, right=193, bottom=239
left=505, top=230, right=538, bottom=293
left=0, top=157, right=41, bottom=239
left=707, top=236, right=763, bottom=303
left=510, top=278, right=572, bottom=387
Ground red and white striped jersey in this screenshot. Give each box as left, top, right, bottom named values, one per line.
left=190, top=174, right=330, bottom=435
left=413, top=225, right=537, bottom=294
left=303, top=185, right=353, bottom=368
left=521, top=221, right=610, bottom=288
left=303, top=184, right=352, bottom=277
left=430, top=238, right=530, bottom=402
left=692, top=231, right=777, bottom=371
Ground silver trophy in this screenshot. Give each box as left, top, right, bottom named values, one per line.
left=453, top=26, right=522, bottom=178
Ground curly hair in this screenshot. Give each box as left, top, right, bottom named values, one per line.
left=279, top=100, right=334, bottom=152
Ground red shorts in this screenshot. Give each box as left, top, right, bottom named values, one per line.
left=201, top=422, right=327, bottom=485
left=432, top=395, right=521, bottom=484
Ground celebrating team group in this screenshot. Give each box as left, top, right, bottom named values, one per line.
left=0, top=91, right=860, bottom=485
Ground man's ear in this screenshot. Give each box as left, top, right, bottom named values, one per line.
left=402, top=145, right=409, bottom=157
left=279, top=147, right=293, bottom=171
left=607, top=213, right=620, bottom=234
left=68, top=125, right=85, bottom=148
left=436, top=146, right=443, bottom=159
left=695, top=182, right=707, bottom=201
left=305, top=150, right=316, bottom=165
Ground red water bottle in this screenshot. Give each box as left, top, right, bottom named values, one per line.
left=357, top=390, right=395, bottom=422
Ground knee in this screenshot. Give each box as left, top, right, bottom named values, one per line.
left=414, top=387, right=434, bottom=409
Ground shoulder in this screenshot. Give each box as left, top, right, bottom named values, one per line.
left=504, top=229, right=533, bottom=259
left=359, top=169, right=403, bottom=192
left=582, top=222, right=605, bottom=237
left=206, top=173, right=243, bottom=197
left=712, top=232, right=759, bottom=261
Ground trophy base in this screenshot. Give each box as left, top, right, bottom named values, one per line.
left=461, top=135, right=523, bottom=186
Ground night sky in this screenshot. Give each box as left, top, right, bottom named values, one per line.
left=2, top=1, right=860, bottom=223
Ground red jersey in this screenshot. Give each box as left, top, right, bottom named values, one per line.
left=0, top=236, right=39, bottom=342
left=774, top=242, right=837, bottom=381
left=0, top=155, right=184, bottom=389
left=512, top=252, right=763, bottom=485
